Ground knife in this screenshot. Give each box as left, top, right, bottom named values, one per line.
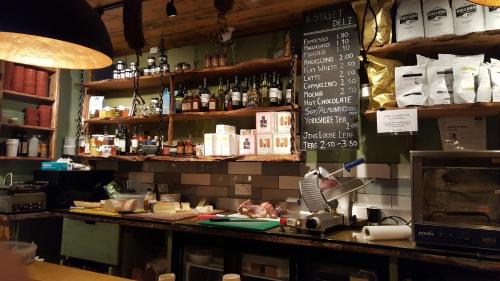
left=209, top=217, right=265, bottom=223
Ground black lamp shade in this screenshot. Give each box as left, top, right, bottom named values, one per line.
left=167, top=1, right=178, bottom=17
left=0, top=0, right=113, bottom=69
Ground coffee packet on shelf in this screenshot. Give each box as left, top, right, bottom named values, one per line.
left=452, top=56, right=481, bottom=104
left=365, top=55, right=402, bottom=110
left=395, top=65, right=429, bottom=107
left=352, top=0, right=394, bottom=50
left=422, top=0, right=455, bottom=38
left=477, top=63, right=492, bottom=102
left=484, top=7, right=500, bottom=31
left=452, top=0, right=485, bottom=36
left=396, top=0, right=425, bottom=42
left=427, top=61, right=454, bottom=105
left=489, top=58, right=500, bottom=102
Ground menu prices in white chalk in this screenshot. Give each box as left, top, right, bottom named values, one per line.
left=301, top=4, right=360, bottom=151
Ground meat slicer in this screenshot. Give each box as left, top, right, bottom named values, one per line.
left=285, top=158, right=374, bottom=233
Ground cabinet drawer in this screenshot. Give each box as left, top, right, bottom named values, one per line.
left=61, top=218, right=120, bottom=265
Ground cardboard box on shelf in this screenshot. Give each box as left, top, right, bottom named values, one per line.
left=215, top=133, right=239, bottom=156
left=216, top=124, right=236, bottom=134
left=272, top=133, right=291, bottom=155
left=204, top=133, right=217, bottom=156
left=256, top=134, right=273, bottom=155
left=256, top=112, right=274, bottom=134
left=275, top=112, right=292, bottom=133
left=239, top=134, right=256, bottom=155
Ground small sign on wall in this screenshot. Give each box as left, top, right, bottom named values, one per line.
left=376, top=108, right=418, bottom=134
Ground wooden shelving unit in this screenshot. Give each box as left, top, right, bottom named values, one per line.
left=3, top=90, right=56, bottom=104
left=368, top=31, right=500, bottom=56
left=77, top=153, right=302, bottom=163
left=0, top=61, right=60, bottom=161
left=364, top=103, right=500, bottom=121
left=83, top=56, right=301, bottom=162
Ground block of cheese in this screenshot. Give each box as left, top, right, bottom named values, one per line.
left=153, top=201, right=179, bottom=214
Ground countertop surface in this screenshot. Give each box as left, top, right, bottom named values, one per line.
left=4, top=210, right=500, bottom=271
left=27, top=261, right=132, bottom=281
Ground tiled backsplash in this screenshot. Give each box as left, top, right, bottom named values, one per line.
left=95, top=161, right=411, bottom=215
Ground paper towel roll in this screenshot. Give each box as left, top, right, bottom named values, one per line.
left=362, top=225, right=412, bottom=241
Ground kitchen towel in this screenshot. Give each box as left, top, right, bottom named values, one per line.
left=362, top=225, right=412, bottom=240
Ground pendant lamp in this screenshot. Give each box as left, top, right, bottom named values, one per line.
left=0, top=0, right=113, bottom=69
left=468, top=0, right=500, bottom=6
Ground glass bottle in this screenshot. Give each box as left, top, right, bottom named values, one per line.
left=269, top=71, right=279, bottom=106
left=260, top=73, right=269, bottom=107
left=285, top=78, right=293, bottom=105
left=19, top=134, right=28, bottom=157
left=130, top=126, right=138, bottom=155
left=192, top=87, right=201, bottom=112
left=224, top=79, right=231, bottom=111
left=209, top=87, right=217, bottom=112
left=182, top=89, right=192, bottom=113
left=241, top=77, right=248, bottom=108
left=114, top=125, right=121, bottom=155
left=231, top=76, right=241, bottom=109
left=174, top=85, right=184, bottom=113
left=247, top=76, right=259, bottom=108
left=216, top=77, right=225, bottom=111
left=277, top=73, right=283, bottom=106
left=200, top=78, right=210, bottom=112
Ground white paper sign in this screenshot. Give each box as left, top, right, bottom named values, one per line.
left=376, top=108, right=418, bottom=134
left=438, top=117, right=486, bottom=151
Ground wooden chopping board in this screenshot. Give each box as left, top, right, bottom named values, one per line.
left=123, top=210, right=225, bottom=222
left=27, top=261, right=132, bottom=281
left=69, top=208, right=122, bottom=217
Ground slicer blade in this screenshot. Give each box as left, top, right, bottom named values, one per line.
left=299, top=173, right=329, bottom=213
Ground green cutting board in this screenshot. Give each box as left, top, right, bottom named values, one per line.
left=199, top=220, right=280, bottom=231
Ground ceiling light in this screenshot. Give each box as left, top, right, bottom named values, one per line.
left=0, top=0, right=113, bottom=70
left=167, top=0, right=178, bottom=17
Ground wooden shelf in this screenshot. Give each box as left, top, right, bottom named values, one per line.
left=368, top=31, right=500, bottom=57
left=2, top=90, right=55, bottom=104
left=364, top=103, right=500, bottom=121
left=85, top=57, right=296, bottom=92
left=85, top=115, right=165, bottom=125
left=173, top=105, right=297, bottom=121
left=77, top=153, right=302, bottom=162
left=1, top=123, right=55, bottom=131
left=85, top=73, right=171, bottom=91
left=0, top=156, right=50, bottom=161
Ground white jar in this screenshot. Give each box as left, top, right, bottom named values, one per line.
left=6, top=139, right=19, bottom=157
left=28, top=135, right=39, bottom=157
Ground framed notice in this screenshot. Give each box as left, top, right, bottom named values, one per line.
left=300, top=4, right=360, bottom=151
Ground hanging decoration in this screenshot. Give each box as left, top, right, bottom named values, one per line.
left=210, top=0, right=237, bottom=64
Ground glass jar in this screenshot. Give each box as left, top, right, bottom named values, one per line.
left=169, top=145, right=177, bottom=157
left=177, top=141, right=184, bottom=156
left=212, top=54, right=219, bottom=67
left=122, top=107, right=130, bottom=117
left=150, top=98, right=160, bottom=116
left=143, top=68, right=151, bottom=76
left=147, top=56, right=156, bottom=69
left=219, top=53, right=226, bottom=66
left=204, top=55, right=212, bottom=68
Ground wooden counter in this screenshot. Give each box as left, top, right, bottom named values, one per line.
left=27, top=261, right=132, bottom=281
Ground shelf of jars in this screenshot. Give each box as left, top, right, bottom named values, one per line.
left=363, top=102, right=500, bottom=121
left=367, top=30, right=500, bottom=57
left=85, top=115, right=166, bottom=125
left=76, top=153, right=302, bottom=162
left=84, top=56, right=296, bottom=92
left=3, top=89, right=56, bottom=104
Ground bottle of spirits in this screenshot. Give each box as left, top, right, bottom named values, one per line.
left=269, top=72, right=279, bottom=106
left=247, top=76, right=258, bottom=107
left=260, top=73, right=269, bottom=107
left=231, top=76, right=241, bottom=109
left=119, top=124, right=127, bottom=155
left=192, top=86, right=201, bottom=112
left=181, top=89, right=192, bottom=113
left=19, top=134, right=28, bottom=157
left=200, top=78, right=210, bottom=112
left=114, top=125, right=121, bottom=155
left=285, top=78, right=293, bottom=105
left=137, top=124, right=145, bottom=155
left=241, top=77, right=249, bottom=108
left=129, top=126, right=138, bottom=155
left=174, top=85, right=184, bottom=113
left=216, top=77, right=225, bottom=111
left=224, top=79, right=231, bottom=111
left=276, top=73, right=283, bottom=105
left=209, top=86, right=217, bottom=112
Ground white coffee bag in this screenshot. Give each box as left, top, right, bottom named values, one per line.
left=395, top=65, right=428, bottom=107
left=452, top=57, right=480, bottom=104
left=489, top=58, right=500, bottom=102
left=484, top=7, right=500, bottom=30
left=452, top=0, right=485, bottom=36
left=422, top=0, right=455, bottom=38
left=396, top=0, right=425, bottom=41
left=428, top=61, right=454, bottom=105
left=477, top=63, right=492, bottom=102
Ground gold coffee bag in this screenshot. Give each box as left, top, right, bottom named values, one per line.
left=352, top=0, right=394, bottom=50
left=366, top=55, right=402, bottom=110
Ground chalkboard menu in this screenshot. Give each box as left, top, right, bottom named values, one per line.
left=301, top=4, right=360, bottom=151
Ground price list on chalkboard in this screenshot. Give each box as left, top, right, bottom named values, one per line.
left=300, top=4, right=360, bottom=151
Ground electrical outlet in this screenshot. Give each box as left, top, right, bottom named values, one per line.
left=235, top=184, right=252, bottom=196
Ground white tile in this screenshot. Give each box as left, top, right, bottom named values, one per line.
left=128, top=172, right=154, bottom=183
left=228, top=162, right=262, bottom=175
left=391, top=195, right=411, bottom=210
left=391, top=164, right=411, bottom=179
left=354, top=193, right=391, bottom=208
left=181, top=173, right=210, bottom=185
left=343, top=163, right=391, bottom=179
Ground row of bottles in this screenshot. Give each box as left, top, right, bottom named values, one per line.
left=173, top=72, right=294, bottom=113
left=16, top=134, right=48, bottom=158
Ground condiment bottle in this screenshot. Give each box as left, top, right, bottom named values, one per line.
left=144, top=188, right=153, bottom=212
left=177, top=141, right=185, bottom=157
